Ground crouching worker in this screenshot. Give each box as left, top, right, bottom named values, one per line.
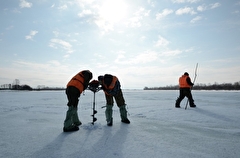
left=63, top=70, right=92, bottom=132
left=98, top=74, right=130, bottom=126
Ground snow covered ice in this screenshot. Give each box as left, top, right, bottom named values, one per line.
left=0, top=90, right=240, bottom=158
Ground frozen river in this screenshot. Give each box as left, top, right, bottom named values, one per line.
left=0, top=90, right=240, bottom=158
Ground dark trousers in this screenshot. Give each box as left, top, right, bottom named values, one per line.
left=105, top=89, right=125, bottom=107
left=66, top=86, right=80, bottom=107
left=176, top=88, right=195, bottom=106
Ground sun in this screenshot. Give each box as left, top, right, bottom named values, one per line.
left=99, top=0, right=128, bottom=23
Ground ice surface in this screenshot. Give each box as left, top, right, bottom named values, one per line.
left=0, top=90, right=240, bottom=158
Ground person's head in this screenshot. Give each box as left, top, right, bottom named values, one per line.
left=98, top=75, right=103, bottom=84
left=82, top=70, right=92, bottom=81
left=103, top=74, right=113, bottom=86
left=98, top=75, right=103, bottom=81
left=184, top=72, right=189, bottom=76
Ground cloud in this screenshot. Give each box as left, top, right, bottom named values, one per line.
left=12, top=60, right=62, bottom=70
left=133, top=51, right=158, bottom=64
left=7, top=60, right=70, bottom=87
left=75, top=0, right=95, bottom=8
left=115, top=51, right=158, bottom=65
left=160, top=49, right=183, bottom=57
left=6, top=25, right=14, bottom=30
left=49, top=39, right=74, bottom=54
left=126, top=7, right=151, bottom=28
left=148, top=0, right=155, bottom=7
left=52, top=31, right=59, bottom=37
left=25, top=30, right=38, bottom=40
left=172, top=0, right=201, bottom=3
left=140, top=36, right=146, bottom=42
left=78, top=9, right=93, bottom=17
left=155, top=36, right=170, bottom=47
left=58, top=4, right=68, bottom=10
left=232, top=10, right=239, bottom=14
left=19, top=0, right=32, bottom=8
left=197, top=5, right=207, bottom=12
left=190, top=16, right=202, bottom=23
left=126, top=17, right=142, bottom=28
left=197, top=3, right=220, bottom=12
left=210, top=3, right=221, bottom=9
left=95, top=19, right=114, bottom=33
left=236, top=2, right=240, bottom=6
left=135, top=7, right=151, bottom=17
left=176, top=7, right=197, bottom=15
left=156, top=9, right=174, bottom=20
left=114, top=51, right=126, bottom=63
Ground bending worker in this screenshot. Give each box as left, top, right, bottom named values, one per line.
left=63, top=70, right=92, bottom=132
left=98, top=74, right=130, bottom=126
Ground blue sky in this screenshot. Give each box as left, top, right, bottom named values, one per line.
left=0, top=0, right=240, bottom=89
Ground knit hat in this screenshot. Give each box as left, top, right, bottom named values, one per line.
left=184, top=72, right=189, bottom=76
left=103, top=74, right=113, bottom=86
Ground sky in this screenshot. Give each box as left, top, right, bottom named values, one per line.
left=0, top=0, right=240, bottom=89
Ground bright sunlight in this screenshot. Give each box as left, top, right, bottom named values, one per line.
left=98, top=0, right=128, bottom=23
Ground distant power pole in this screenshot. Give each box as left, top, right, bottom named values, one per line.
left=12, top=79, right=20, bottom=89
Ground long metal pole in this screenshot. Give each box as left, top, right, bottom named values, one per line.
left=185, top=63, right=198, bottom=110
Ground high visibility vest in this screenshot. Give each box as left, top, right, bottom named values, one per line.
left=67, top=71, right=85, bottom=93
left=179, top=75, right=191, bottom=88
left=102, top=76, right=118, bottom=95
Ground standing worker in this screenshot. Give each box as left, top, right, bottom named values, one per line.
left=63, top=70, right=92, bottom=132
left=175, top=72, right=196, bottom=108
left=98, top=74, right=130, bottom=126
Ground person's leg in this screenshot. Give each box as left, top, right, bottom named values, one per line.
left=115, top=90, right=130, bottom=124
left=63, top=87, right=80, bottom=132
left=175, top=89, right=185, bottom=108
left=186, top=90, right=196, bottom=107
left=105, top=94, right=113, bottom=126
left=63, top=106, right=75, bottom=128
left=72, top=106, right=82, bottom=126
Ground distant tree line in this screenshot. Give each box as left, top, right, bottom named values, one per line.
left=34, top=87, right=65, bottom=91
left=0, top=84, right=65, bottom=91
left=144, top=81, right=240, bottom=90
left=1, top=79, right=240, bottom=91
left=0, top=79, right=65, bottom=91
left=0, top=79, right=33, bottom=90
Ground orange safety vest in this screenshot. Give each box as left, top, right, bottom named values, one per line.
left=102, top=76, right=118, bottom=95
left=67, top=71, right=85, bottom=93
left=179, top=75, right=191, bottom=88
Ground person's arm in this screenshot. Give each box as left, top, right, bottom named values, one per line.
left=107, top=80, right=121, bottom=95
left=186, top=77, right=194, bottom=86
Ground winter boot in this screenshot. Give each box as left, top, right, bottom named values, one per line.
left=63, top=106, right=79, bottom=132
left=64, top=106, right=74, bottom=128
left=190, top=104, right=196, bottom=108
left=63, top=125, right=79, bottom=132
left=107, top=118, right=113, bottom=126
left=175, top=98, right=181, bottom=108
left=189, top=100, right=196, bottom=108
left=120, top=105, right=130, bottom=124
left=72, top=107, right=82, bottom=126
left=190, top=103, right=196, bottom=108
left=105, top=105, right=113, bottom=126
